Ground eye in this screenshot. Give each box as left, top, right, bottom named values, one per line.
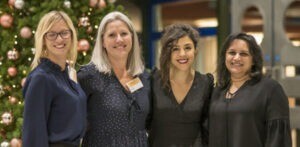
left=121, top=32, right=128, bottom=36
left=184, top=46, right=192, bottom=50
left=172, top=47, right=179, bottom=52
left=108, top=33, right=116, bottom=38
left=227, top=51, right=236, bottom=56
left=61, top=30, right=70, bottom=35
left=240, top=52, right=250, bottom=57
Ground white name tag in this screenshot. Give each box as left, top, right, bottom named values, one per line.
left=68, top=66, right=77, bottom=83
left=126, top=77, right=143, bottom=93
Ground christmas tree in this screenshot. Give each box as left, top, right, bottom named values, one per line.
left=0, top=0, right=123, bottom=145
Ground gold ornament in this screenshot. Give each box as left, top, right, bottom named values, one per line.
left=8, top=96, right=18, bottom=105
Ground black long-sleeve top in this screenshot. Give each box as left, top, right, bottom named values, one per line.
left=77, top=64, right=151, bottom=147
left=209, top=77, right=292, bottom=147
left=22, top=58, right=87, bottom=147
left=149, top=70, right=213, bottom=147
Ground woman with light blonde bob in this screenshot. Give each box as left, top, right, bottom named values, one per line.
left=90, top=11, right=144, bottom=75
left=23, top=11, right=87, bottom=147
left=78, top=11, right=150, bottom=146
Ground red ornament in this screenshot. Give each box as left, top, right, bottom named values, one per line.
left=7, top=49, right=19, bottom=60
left=8, top=0, right=15, bottom=6
left=99, top=0, right=106, bottom=9
left=0, top=14, right=13, bottom=28
left=7, top=67, right=17, bottom=77
left=77, top=39, right=90, bottom=52
left=20, top=26, right=32, bottom=39
left=8, top=96, right=18, bottom=104
left=89, top=0, right=98, bottom=7
left=89, top=0, right=106, bottom=9
left=10, top=138, right=22, bottom=147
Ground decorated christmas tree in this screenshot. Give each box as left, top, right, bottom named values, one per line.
left=0, top=0, right=123, bottom=145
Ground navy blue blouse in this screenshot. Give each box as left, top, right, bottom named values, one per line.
left=77, top=63, right=151, bottom=147
left=22, top=58, right=87, bottom=147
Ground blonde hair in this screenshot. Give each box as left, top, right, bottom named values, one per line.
left=31, top=10, right=78, bottom=70
left=90, top=11, right=144, bottom=76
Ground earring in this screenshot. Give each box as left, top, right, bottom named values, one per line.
left=43, top=49, right=48, bottom=57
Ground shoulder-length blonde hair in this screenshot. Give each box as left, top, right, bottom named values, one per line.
left=31, top=10, right=78, bottom=70
left=90, top=11, right=144, bottom=76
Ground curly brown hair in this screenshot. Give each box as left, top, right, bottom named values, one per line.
left=159, top=23, right=200, bottom=90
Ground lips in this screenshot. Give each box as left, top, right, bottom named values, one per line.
left=113, top=44, right=127, bottom=49
left=54, top=44, right=66, bottom=49
left=231, top=62, right=243, bottom=67
left=177, top=59, right=188, bottom=64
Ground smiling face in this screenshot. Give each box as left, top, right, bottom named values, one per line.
left=170, top=35, right=196, bottom=72
left=102, top=19, right=132, bottom=62
left=225, top=39, right=253, bottom=79
left=44, top=20, right=72, bottom=62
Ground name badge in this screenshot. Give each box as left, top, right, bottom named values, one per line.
left=68, top=66, right=77, bottom=83
left=126, top=77, right=143, bottom=93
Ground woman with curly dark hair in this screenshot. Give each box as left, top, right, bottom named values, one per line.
left=149, top=23, right=214, bottom=147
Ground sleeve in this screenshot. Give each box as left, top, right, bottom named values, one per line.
left=146, top=69, right=155, bottom=131
left=77, top=67, right=93, bottom=98
left=201, top=73, right=214, bottom=146
left=22, top=74, right=53, bottom=147
left=265, top=81, right=292, bottom=147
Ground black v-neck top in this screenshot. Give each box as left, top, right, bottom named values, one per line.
left=209, top=77, right=292, bottom=147
left=149, top=70, right=213, bottom=147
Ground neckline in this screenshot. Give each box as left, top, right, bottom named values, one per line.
left=170, top=71, right=198, bottom=105
left=40, top=58, right=68, bottom=73
left=224, top=79, right=250, bottom=99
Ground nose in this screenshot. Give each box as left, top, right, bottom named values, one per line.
left=55, top=34, right=64, bottom=41
left=233, top=53, right=241, bottom=60
left=179, top=48, right=186, bottom=56
left=116, top=34, right=123, bottom=42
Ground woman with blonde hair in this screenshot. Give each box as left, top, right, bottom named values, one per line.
left=22, top=11, right=87, bottom=147
left=77, top=11, right=150, bottom=146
